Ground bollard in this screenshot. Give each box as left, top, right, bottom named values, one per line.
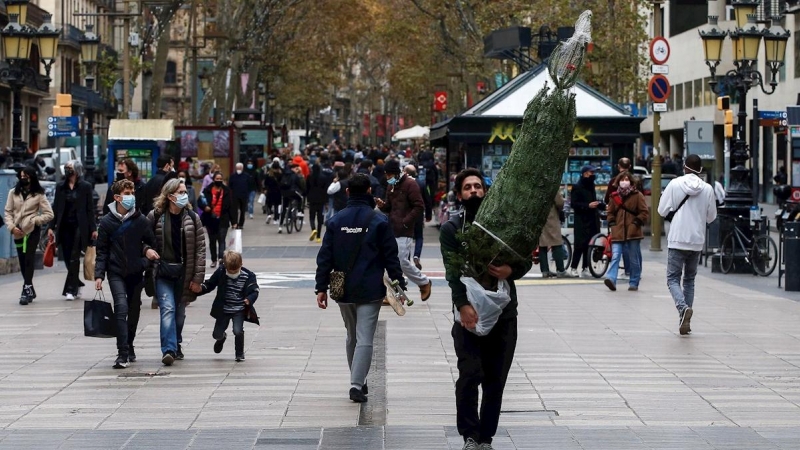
left=785, top=222, right=800, bottom=292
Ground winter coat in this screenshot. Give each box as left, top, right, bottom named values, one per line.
left=50, top=179, right=96, bottom=251
left=539, top=192, right=565, bottom=247
left=264, top=169, right=282, bottom=206
left=202, top=184, right=236, bottom=230
left=3, top=188, right=54, bottom=235
left=279, top=169, right=304, bottom=199
left=658, top=173, right=717, bottom=251
left=307, top=165, right=335, bottom=204
left=147, top=208, right=206, bottom=303
left=607, top=189, right=648, bottom=242
left=228, top=171, right=253, bottom=200
left=95, top=208, right=156, bottom=279
left=315, top=195, right=405, bottom=303
left=570, top=179, right=600, bottom=245
left=200, top=265, right=260, bottom=323
left=379, top=174, right=424, bottom=238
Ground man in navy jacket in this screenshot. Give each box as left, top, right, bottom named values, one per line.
left=315, top=173, right=405, bottom=403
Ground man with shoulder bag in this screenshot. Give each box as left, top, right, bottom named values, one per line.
left=314, top=174, right=405, bottom=403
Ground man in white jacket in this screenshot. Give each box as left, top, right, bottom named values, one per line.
left=657, top=154, right=717, bottom=335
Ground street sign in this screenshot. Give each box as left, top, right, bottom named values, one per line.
left=758, top=110, right=788, bottom=127
left=792, top=188, right=800, bottom=202
left=685, top=120, right=714, bottom=159
left=46, top=116, right=79, bottom=138
left=648, top=75, right=671, bottom=103
left=649, top=37, right=670, bottom=64
left=653, top=103, right=667, bottom=112
left=651, top=64, right=669, bottom=74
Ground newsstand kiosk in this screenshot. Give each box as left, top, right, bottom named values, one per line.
left=106, top=119, right=175, bottom=190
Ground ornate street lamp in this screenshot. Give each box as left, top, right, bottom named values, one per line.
left=79, top=24, right=101, bottom=183
left=37, top=15, right=60, bottom=79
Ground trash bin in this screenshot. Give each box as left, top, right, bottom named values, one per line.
left=785, top=222, right=800, bottom=292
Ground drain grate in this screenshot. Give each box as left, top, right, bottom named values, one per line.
left=117, top=372, right=170, bottom=378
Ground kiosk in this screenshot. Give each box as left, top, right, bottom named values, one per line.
left=106, top=120, right=175, bottom=190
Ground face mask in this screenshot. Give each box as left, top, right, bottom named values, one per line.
left=582, top=174, right=595, bottom=183
left=116, top=171, right=126, bottom=181
left=246, top=164, right=253, bottom=170
left=172, top=193, right=189, bottom=208
left=387, top=176, right=398, bottom=186
left=236, top=170, right=243, bottom=175
left=120, top=194, right=136, bottom=211
left=179, top=177, right=186, bottom=184
left=65, top=168, right=75, bottom=177
left=19, top=178, right=30, bottom=186
left=226, top=270, right=241, bottom=279
left=618, top=180, right=631, bottom=189
left=214, top=180, right=223, bottom=187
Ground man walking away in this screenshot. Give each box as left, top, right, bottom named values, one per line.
left=141, top=155, right=176, bottom=215
left=315, top=174, right=405, bottom=403
left=568, top=165, right=601, bottom=277
left=376, top=159, right=432, bottom=301
left=307, top=155, right=334, bottom=242
left=404, top=164, right=432, bottom=270
left=228, top=163, right=252, bottom=229
left=440, top=168, right=532, bottom=450
left=658, top=154, right=716, bottom=335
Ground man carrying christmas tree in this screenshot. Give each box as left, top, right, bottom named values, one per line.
left=440, top=168, right=532, bottom=450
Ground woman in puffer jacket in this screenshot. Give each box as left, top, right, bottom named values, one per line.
left=604, top=172, right=648, bottom=292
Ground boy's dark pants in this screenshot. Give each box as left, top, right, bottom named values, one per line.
left=107, top=273, right=144, bottom=356
left=212, top=311, right=245, bottom=355
left=452, top=317, right=517, bottom=445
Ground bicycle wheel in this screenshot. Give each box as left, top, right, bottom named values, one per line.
left=751, top=235, right=778, bottom=276
left=294, top=207, right=304, bottom=232
left=286, top=209, right=294, bottom=234
left=561, top=235, right=572, bottom=270
left=719, top=233, right=735, bottom=274
left=588, top=233, right=609, bottom=278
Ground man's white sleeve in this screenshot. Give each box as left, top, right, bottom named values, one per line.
left=657, top=184, right=673, bottom=217
left=327, top=181, right=341, bottom=195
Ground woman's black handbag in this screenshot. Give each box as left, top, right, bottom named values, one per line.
left=84, top=291, right=116, bottom=338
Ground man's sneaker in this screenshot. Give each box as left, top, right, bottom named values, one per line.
left=362, top=383, right=368, bottom=395
left=349, top=387, right=367, bottom=403
left=248, top=214, right=253, bottom=219
left=113, top=354, right=129, bottom=369
left=315, top=237, right=321, bottom=243
left=420, top=281, right=432, bottom=301
left=309, top=230, right=317, bottom=241
left=65, top=293, right=74, bottom=301
left=567, top=268, right=580, bottom=278
left=413, top=256, right=422, bottom=270
left=235, top=354, right=245, bottom=362
left=162, top=352, right=175, bottom=366
left=176, top=345, right=184, bottom=360
left=628, top=286, right=638, bottom=291
left=618, top=273, right=630, bottom=280
left=19, top=287, right=29, bottom=305
left=581, top=268, right=591, bottom=278
left=210, top=261, right=217, bottom=269
left=556, top=270, right=568, bottom=278
left=128, top=347, right=136, bottom=363
left=604, top=278, right=616, bottom=291
left=278, top=227, right=283, bottom=234
left=679, top=307, right=693, bottom=335
left=478, top=443, right=495, bottom=450
left=214, top=334, right=227, bottom=353
left=462, top=438, right=480, bottom=450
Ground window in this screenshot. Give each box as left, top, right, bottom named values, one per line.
left=668, top=86, right=675, bottom=111
left=684, top=81, right=693, bottom=109
left=675, top=83, right=684, bottom=110
left=165, top=60, right=177, bottom=85
left=703, top=77, right=716, bottom=106
left=694, top=79, right=703, bottom=108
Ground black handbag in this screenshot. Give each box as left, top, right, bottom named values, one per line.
left=157, top=261, right=184, bottom=280
left=84, top=291, right=116, bottom=338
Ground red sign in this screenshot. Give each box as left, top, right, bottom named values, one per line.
left=649, top=37, right=670, bottom=64
left=362, top=113, right=369, bottom=137
left=648, top=74, right=671, bottom=103
left=476, top=81, right=486, bottom=94
left=433, top=91, right=448, bottom=112
left=376, top=114, right=385, bottom=138
left=792, top=188, right=800, bottom=202
left=385, top=114, right=392, bottom=136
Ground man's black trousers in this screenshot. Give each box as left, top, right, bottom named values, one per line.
left=452, top=316, right=517, bottom=445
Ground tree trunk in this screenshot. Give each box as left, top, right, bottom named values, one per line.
left=147, top=21, right=172, bottom=119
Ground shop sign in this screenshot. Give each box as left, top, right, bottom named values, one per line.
left=433, top=92, right=448, bottom=112
left=489, top=122, right=517, bottom=143
left=572, top=125, right=592, bottom=143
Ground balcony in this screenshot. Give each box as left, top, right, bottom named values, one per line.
left=70, top=84, right=116, bottom=114
left=61, top=24, right=83, bottom=50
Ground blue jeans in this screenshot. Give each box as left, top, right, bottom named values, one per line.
left=606, top=240, right=642, bottom=287
left=247, top=191, right=256, bottom=215
left=666, top=249, right=700, bottom=315
left=156, top=277, right=187, bottom=355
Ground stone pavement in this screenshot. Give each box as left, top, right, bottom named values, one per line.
left=0, top=217, right=799, bottom=448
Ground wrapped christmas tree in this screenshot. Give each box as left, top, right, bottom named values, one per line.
left=459, top=11, right=593, bottom=286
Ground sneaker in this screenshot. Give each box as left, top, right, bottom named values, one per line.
left=556, top=270, right=568, bottom=278
left=128, top=347, right=137, bottom=363
left=581, top=268, right=591, bottom=278
left=19, top=287, right=30, bottom=305
left=297, top=212, right=304, bottom=218
left=30, top=286, right=37, bottom=300
left=679, top=307, right=693, bottom=335
left=315, top=237, right=321, bottom=243
left=462, top=438, right=480, bottom=450
left=235, top=354, right=245, bottom=362
left=628, top=286, right=638, bottom=291
left=210, top=261, right=217, bottom=269
left=214, top=334, right=226, bottom=353
left=349, top=387, right=368, bottom=403
left=309, top=230, right=317, bottom=241
left=248, top=214, right=253, bottom=219
left=176, top=345, right=184, bottom=360
left=362, top=383, right=368, bottom=395
left=65, top=293, right=74, bottom=301
left=603, top=278, right=616, bottom=291
left=278, top=227, right=283, bottom=234
left=566, top=268, right=580, bottom=278
left=162, top=352, right=175, bottom=366
left=420, top=281, right=432, bottom=301
left=113, top=354, right=129, bottom=369
left=478, top=443, right=495, bottom=450
left=618, top=273, right=630, bottom=280
left=413, top=256, right=422, bottom=270
left=273, top=220, right=278, bottom=225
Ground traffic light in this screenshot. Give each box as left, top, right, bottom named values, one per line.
left=717, top=96, right=730, bottom=111
left=724, top=110, right=734, bottom=138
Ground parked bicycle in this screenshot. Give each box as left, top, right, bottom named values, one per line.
left=719, top=215, right=777, bottom=276
left=532, top=234, right=573, bottom=271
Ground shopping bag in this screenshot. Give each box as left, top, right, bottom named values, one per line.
left=83, top=246, right=96, bottom=281
left=454, top=277, right=511, bottom=336
left=43, top=235, right=55, bottom=267
left=256, top=193, right=266, bottom=205
left=84, top=291, right=116, bottom=338
left=226, top=229, right=243, bottom=253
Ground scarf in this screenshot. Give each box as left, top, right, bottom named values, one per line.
left=617, top=185, right=634, bottom=198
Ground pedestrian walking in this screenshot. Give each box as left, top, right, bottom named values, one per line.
left=278, top=163, right=304, bottom=234
left=141, top=154, right=177, bottom=215
left=4, top=166, right=54, bottom=305
left=264, top=159, right=282, bottom=223
left=199, top=251, right=259, bottom=361
left=403, top=164, right=432, bottom=270
left=440, top=168, right=532, bottom=450
left=201, top=163, right=220, bottom=193
left=103, top=158, right=146, bottom=216
left=49, top=160, right=97, bottom=300
left=307, top=155, right=334, bottom=242
left=228, top=162, right=252, bottom=229
left=201, top=172, right=236, bottom=268
left=604, top=172, right=648, bottom=291
left=147, top=179, right=206, bottom=365
left=244, top=158, right=262, bottom=220
left=658, top=154, right=716, bottom=335
left=94, top=180, right=159, bottom=368
left=604, top=157, right=634, bottom=280
left=538, top=191, right=567, bottom=277
left=568, top=165, right=601, bottom=278
left=314, top=174, right=405, bottom=403
left=376, top=159, right=432, bottom=302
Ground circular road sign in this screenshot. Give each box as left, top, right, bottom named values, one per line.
left=649, top=37, right=670, bottom=64
left=648, top=75, right=671, bottom=103
left=792, top=189, right=800, bottom=202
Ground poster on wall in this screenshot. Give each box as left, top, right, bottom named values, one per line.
left=180, top=131, right=198, bottom=157
left=213, top=130, right=229, bottom=157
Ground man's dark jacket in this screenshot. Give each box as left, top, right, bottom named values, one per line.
left=379, top=174, right=424, bottom=238
left=315, top=195, right=405, bottom=303
left=142, top=169, right=177, bottom=215
left=439, top=210, right=531, bottom=320
left=570, top=179, right=601, bottom=244
left=228, top=171, right=253, bottom=200
left=200, top=265, right=260, bottom=324
left=307, top=165, right=335, bottom=204
left=94, top=208, right=156, bottom=279
left=50, top=179, right=97, bottom=251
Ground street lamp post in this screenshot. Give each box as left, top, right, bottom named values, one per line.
left=268, top=93, right=276, bottom=125
left=79, top=24, right=100, bottom=184
left=699, top=3, right=789, bottom=216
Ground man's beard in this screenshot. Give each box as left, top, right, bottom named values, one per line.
left=462, top=195, right=484, bottom=221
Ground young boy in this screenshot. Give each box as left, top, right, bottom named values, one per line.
left=199, top=250, right=259, bottom=361
left=95, top=180, right=159, bottom=369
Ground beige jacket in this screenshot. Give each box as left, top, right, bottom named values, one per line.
left=4, top=189, right=54, bottom=235
left=538, top=192, right=565, bottom=247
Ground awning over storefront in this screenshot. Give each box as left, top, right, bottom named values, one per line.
left=109, top=119, right=174, bottom=141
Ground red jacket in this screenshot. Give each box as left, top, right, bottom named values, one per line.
left=379, top=174, right=424, bottom=238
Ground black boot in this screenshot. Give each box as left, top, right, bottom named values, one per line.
left=29, top=285, right=36, bottom=300
left=235, top=333, right=245, bottom=361
left=19, top=285, right=32, bottom=305
left=128, top=345, right=136, bottom=363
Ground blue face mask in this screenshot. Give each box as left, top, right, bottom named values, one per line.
left=173, top=193, right=189, bottom=208
left=246, top=164, right=253, bottom=170
left=120, top=194, right=136, bottom=211
left=387, top=176, right=398, bottom=186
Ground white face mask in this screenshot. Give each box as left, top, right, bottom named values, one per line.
left=618, top=180, right=631, bottom=189
left=226, top=270, right=241, bottom=279
left=236, top=170, right=243, bottom=175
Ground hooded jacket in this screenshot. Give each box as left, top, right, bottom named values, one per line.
left=658, top=173, right=717, bottom=251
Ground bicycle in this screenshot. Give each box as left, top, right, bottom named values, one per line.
left=719, top=215, right=777, bottom=276
left=532, top=234, right=573, bottom=272
left=587, top=231, right=612, bottom=278
left=285, top=194, right=304, bottom=234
